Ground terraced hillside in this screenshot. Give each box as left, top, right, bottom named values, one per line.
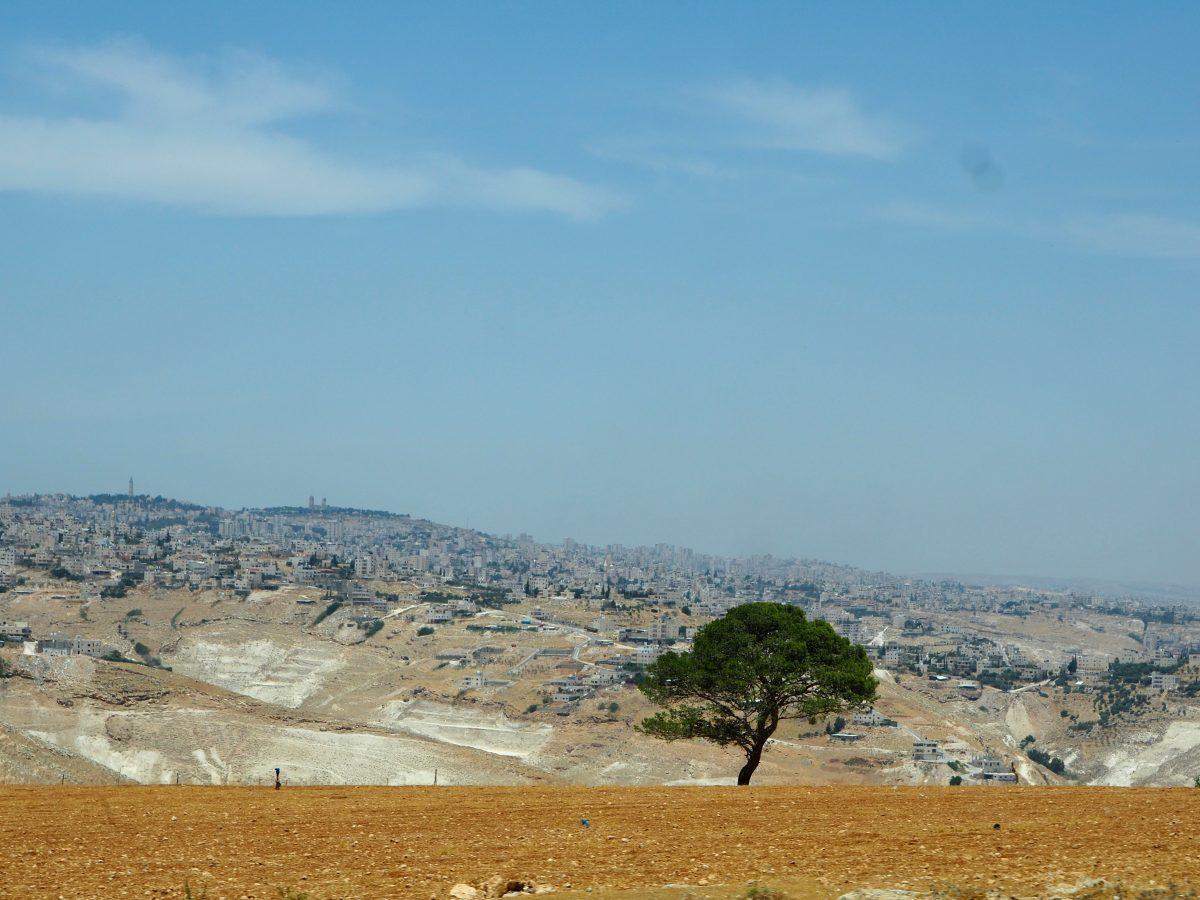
left=5, top=583, right=1200, bottom=788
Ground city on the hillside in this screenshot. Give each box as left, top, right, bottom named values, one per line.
left=2, top=487, right=1199, bottom=787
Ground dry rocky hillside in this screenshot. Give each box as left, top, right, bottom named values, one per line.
left=4, top=580, right=1200, bottom=787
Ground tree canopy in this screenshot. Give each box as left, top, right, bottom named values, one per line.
left=637, top=602, right=877, bottom=784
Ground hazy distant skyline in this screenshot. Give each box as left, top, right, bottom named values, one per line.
left=2, top=3, right=1198, bottom=586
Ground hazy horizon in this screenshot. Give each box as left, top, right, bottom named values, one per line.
left=3, top=3, right=1197, bottom=586
left=6, top=483, right=1198, bottom=597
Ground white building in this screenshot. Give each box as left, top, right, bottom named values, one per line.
left=1076, top=654, right=1109, bottom=678
left=972, top=754, right=1010, bottom=775
left=835, top=621, right=866, bottom=644
left=460, top=670, right=486, bottom=690
left=1152, top=648, right=1178, bottom=670
left=1150, top=671, right=1179, bottom=692
left=549, top=677, right=593, bottom=703
left=645, top=619, right=692, bottom=642
left=852, top=707, right=893, bottom=727
left=634, top=644, right=664, bottom=666
left=913, top=738, right=943, bottom=762
left=40, top=634, right=104, bottom=658
left=586, top=670, right=622, bottom=687
left=425, top=604, right=454, bottom=624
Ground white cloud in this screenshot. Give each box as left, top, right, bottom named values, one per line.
left=876, top=200, right=1200, bottom=260
left=1063, top=213, right=1200, bottom=259
left=587, top=138, right=732, bottom=179
left=0, top=40, right=623, bottom=219
left=873, top=200, right=1000, bottom=232
left=708, top=78, right=903, bottom=160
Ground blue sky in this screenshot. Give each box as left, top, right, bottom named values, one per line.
left=2, top=2, right=1198, bottom=586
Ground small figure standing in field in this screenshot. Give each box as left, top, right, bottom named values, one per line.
left=274, top=767, right=281, bottom=790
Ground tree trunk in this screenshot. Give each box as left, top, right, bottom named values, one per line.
left=737, top=739, right=766, bottom=785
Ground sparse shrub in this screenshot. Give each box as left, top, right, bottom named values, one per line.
left=183, top=881, right=209, bottom=899
left=526, top=704, right=539, bottom=713
left=607, top=702, right=620, bottom=714
left=417, top=625, right=435, bottom=637
left=311, top=600, right=343, bottom=626
left=742, top=883, right=786, bottom=900
left=0, top=657, right=13, bottom=679
left=949, top=775, right=963, bottom=786
left=126, top=608, right=142, bottom=619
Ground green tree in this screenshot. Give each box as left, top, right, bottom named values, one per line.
left=636, top=602, right=877, bottom=785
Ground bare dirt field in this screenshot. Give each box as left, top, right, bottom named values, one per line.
left=0, top=786, right=1195, bottom=899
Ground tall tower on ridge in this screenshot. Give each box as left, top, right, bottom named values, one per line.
left=128, top=477, right=134, bottom=497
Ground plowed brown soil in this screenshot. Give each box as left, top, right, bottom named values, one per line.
left=0, top=786, right=1194, bottom=899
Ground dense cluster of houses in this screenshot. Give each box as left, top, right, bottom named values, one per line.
left=4, top=492, right=1198, bottom=721
left=8, top=493, right=1193, bottom=644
